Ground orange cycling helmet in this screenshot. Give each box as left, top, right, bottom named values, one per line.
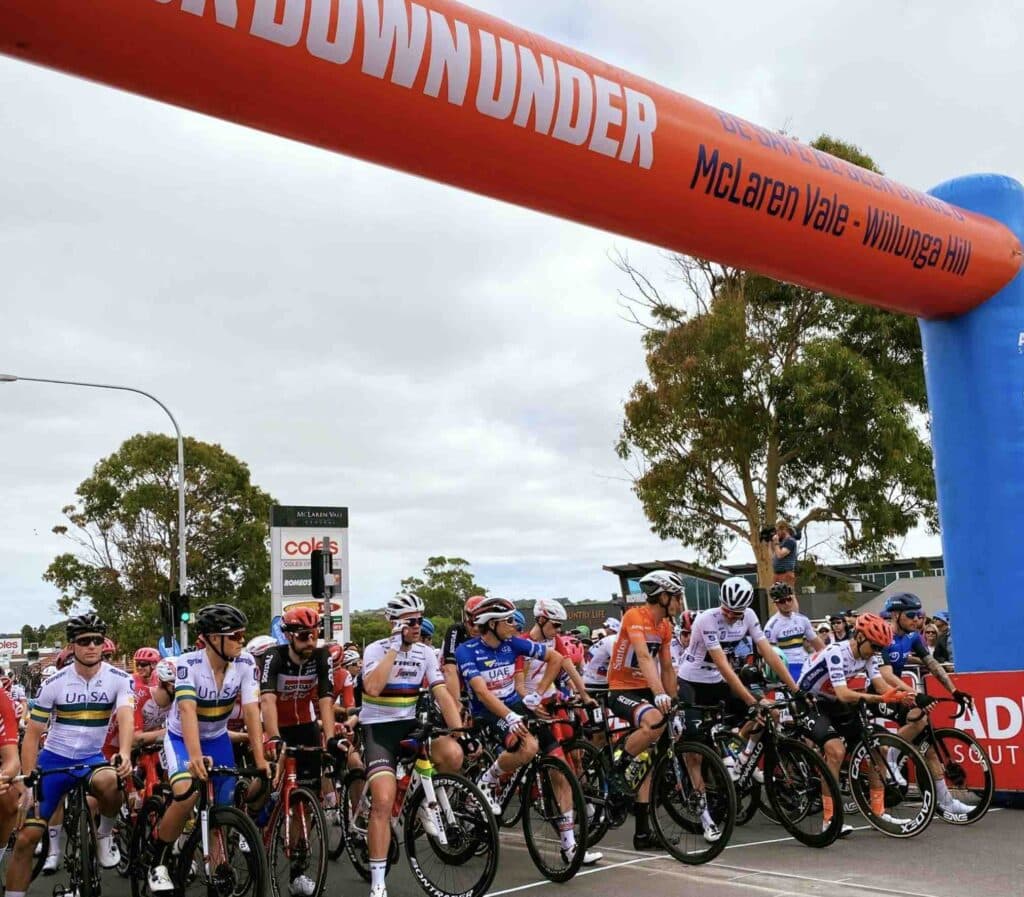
left=854, top=613, right=892, bottom=648
left=282, top=606, right=321, bottom=632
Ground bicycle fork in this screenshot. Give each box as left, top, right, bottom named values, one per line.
left=413, top=758, right=449, bottom=846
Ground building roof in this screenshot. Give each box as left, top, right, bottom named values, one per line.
left=853, top=576, right=948, bottom=617
left=603, top=560, right=729, bottom=583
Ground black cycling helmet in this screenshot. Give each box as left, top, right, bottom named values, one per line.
left=884, top=592, right=923, bottom=615
left=195, top=603, right=248, bottom=635
left=769, top=582, right=793, bottom=601
left=66, top=612, right=107, bottom=641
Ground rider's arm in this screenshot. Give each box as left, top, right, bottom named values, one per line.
left=316, top=650, right=336, bottom=735
left=755, top=638, right=799, bottom=691
left=443, top=664, right=462, bottom=704
left=19, top=718, right=46, bottom=778
left=115, top=703, right=135, bottom=762
left=917, top=644, right=957, bottom=693
left=513, top=661, right=528, bottom=701
left=561, top=656, right=591, bottom=700
left=261, top=692, right=281, bottom=740
left=241, top=701, right=267, bottom=766
left=442, top=625, right=464, bottom=703
left=177, top=698, right=205, bottom=763
left=875, top=663, right=910, bottom=691
left=466, top=675, right=517, bottom=718
left=533, top=648, right=565, bottom=696
left=432, top=683, right=463, bottom=731
left=0, top=743, right=17, bottom=782
left=658, top=639, right=677, bottom=698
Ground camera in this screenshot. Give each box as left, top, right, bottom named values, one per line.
left=759, top=525, right=776, bottom=543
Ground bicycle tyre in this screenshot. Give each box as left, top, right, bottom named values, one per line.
left=649, top=739, right=735, bottom=865
left=76, top=792, right=100, bottom=897
left=710, top=733, right=760, bottom=826
left=129, top=795, right=167, bottom=897
left=926, top=728, right=994, bottom=825
left=404, top=773, right=499, bottom=897
left=1, top=825, right=48, bottom=887
left=764, top=737, right=842, bottom=848
left=563, top=738, right=611, bottom=847
left=325, top=771, right=347, bottom=861
left=520, top=755, right=587, bottom=883
left=268, top=786, right=328, bottom=897
left=848, top=732, right=935, bottom=838
left=177, top=805, right=268, bottom=897
left=339, top=769, right=397, bottom=881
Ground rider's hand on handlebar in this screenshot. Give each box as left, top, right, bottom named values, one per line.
left=952, top=690, right=974, bottom=711
left=654, top=692, right=673, bottom=713
left=880, top=687, right=914, bottom=706
left=113, top=753, right=132, bottom=780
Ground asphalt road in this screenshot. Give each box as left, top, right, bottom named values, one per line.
left=25, top=804, right=1023, bottom=897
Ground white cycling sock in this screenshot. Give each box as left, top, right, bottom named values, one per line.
left=557, top=811, right=575, bottom=851
left=5, top=890, right=24, bottom=897
left=935, top=779, right=952, bottom=804
left=700, top=809, right=715, bottom=828
left=97, top=814, right=115, bottom=837
left=479, top=761, right=503, bottom=786
left=369, top=859, right=388, bottom=890
left=48, top=827, right=61, bottom=856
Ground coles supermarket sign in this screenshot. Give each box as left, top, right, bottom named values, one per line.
left=270, top=506, right=349, bottom=616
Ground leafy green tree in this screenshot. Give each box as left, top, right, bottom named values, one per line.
left=400, top=556, right=487, bottom=622
left=616, top=136, right=936, bottom=587
left=44, top=433, right=275, bottom=653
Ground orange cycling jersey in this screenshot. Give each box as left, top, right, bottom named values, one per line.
left=608, top=605, right=672, bottom=690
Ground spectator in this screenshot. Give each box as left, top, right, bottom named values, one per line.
left=770, top=520, right=798, bottom=588
left=922, top=624, right=939, bottom=654
left=828, top=614, right=851, bottom=643
left=816, top=623, right=832, bottom=644
left=932, top=611, right=953, bottom=665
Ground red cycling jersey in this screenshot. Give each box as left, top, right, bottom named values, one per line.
left=333, top=664, right=356, bottom=710
left=0, top=689, right=18, bottom=748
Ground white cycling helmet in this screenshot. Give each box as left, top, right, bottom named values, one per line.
left=638, top=570, right=684, bottom=600
left=246, top=635, right=279, bottom=657
left=342, top=649, right=361, bottom=666
left=385, top=591, right=425, bottom=620
left=42, top=665, right=58, bottom=678
left=471, top=596, right=518, bottom=626
left=720, top=576, right=755, bottom=611
left=603, top=617, right=621, bottom=634
left=155, top=657, right=178, bottom=684
left=533, top=598, right=567, bottom=622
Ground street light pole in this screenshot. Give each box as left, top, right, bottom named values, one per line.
left=1, top=374, right=188, bottom=649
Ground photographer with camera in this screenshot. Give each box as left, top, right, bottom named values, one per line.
left=767, top=520, right=798, bottom=589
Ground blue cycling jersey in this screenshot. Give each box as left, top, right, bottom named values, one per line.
left=882, top=629, right=929, bottom=676
left=455, top=636, right=546, bottom=715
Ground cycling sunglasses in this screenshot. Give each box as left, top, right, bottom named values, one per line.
left=901, top=610, right=926, bottom=620
left=401, top=617, right=424, bottom=627
left=292, top=629, right=318, bottom=641
left=215, top=629, right=247, bottom=643
left=74, top=635, right=105, bottom=647
left=773, top=595, right=794, bottom=604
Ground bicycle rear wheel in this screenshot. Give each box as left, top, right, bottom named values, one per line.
left=925, top=728, right=994, bottom=824
left=178, top=805, right=267, bottom=897
left=74, top=794, right=101, bottom=897
left=564, top=739, right=611, bottom=847
left=649, top=739, right=735, bottom=865
left=520, top=755, right=587, bottom=882
left=848, top=732, right=935, bottom=838
left=764, top=737, right=842, bottom=848
left=324, top=769, right=347, bottom=861
left=268, top=786, right=328, bottom=897
left=404, top=773, right=499, bottom=897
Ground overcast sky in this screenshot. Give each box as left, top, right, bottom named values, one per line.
left=2, top=1, right=1020, bottom=629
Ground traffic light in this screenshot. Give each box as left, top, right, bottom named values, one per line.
left=170, top=590, right=191, bottom=624
left=310, top=549, right=326, bottom=599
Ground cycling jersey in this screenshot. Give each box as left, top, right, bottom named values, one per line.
left=360, top=639, right=444, bottom=725
left=136, top=684, right=170, bottom=732
left=678, top=607, right=765, bottom=684
left=168, top=649, right=259, bottom=740
left=763, top=611, right=817, bottom=664
left=333, top=663, right=356, bottom=709
left=442, top=623, right=472, bottom=666
left=797, top=640, right=881, bottom=700
left=0, top=689, right=18, bottom=748
left=670, top=638, right=686, bottom=672
left=28, top=664, right=134, bottom=760
left=517, top=633, right=571, bottom=698
left=259, top=644, right=332, bottom=727
left=455, top=636, right=546, bottom=715
left=881, top=629, right=929, bottom=676
left=10, top=683, right=26, bottom=704
left=608, top=605, right=672, bottom=690
left=582, top=634, right=616, bottom=687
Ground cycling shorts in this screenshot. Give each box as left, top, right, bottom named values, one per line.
left=362, top=719, right=418, bottom=782
left=279, top=722, right=323, bottom=789
left=30, top=750, right=111, bottom=824
left=795, top=698, right=859, bottom=748
left=608, top=688, right=659, bottom=728
left=162, top=731, right=236, bottom=806
left=676, top=679, right=748, bottom=738
left=478, top=701, right=559, bottom=756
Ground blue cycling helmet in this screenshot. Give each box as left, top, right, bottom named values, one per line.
left=933, top=610, right=950, bottom=623
left=884, top=592, right=923, bottom=617
left=420, top=618, right=435, bottom=638
left=512, top=610, right=527, bottom=632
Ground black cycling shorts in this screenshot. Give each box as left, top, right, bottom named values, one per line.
left=362, top=719, right=418, bottom=781
left=796, top=699, right=858, bottom=748
left=479, top=701, right=559, bottom=756
left=608, top=688, right=658, bottom=728
left=677, top=678, right=748, bottom=738
left=279, top=722, right=323, bottom=789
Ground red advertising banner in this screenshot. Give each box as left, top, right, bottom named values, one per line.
left=925, top=670, right=1024, bottom=792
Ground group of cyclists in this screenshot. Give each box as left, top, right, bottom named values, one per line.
left=0, top=571, right=985, bottom=897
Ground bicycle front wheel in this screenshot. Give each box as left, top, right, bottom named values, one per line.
left=268, top=786, right=328, bottom=897
left=129, top=795, right=166, bottom=897
left=178, top=805, right=268, bottom=897
left=564, top=739, right=611, bottom=847
left=849, top=732, right=935, bottom=838
left=76, top=795, right=100, bottom=897
left=649, top=739, right=735, bottom=865
left=764, top=737, right=842, bottom=848
left=404, top=773, right=499, bottom=897
left=926, top=728, right=994, bottom=824
left=520, top=755, right=587, bottom=883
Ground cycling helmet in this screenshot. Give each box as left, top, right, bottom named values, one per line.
left=246, top=635, right=279, bottom=657
left=884, top=592, right=923, bottom=615
left=342, top=649, right=361, bottom=666
left=638, top=570, right=684, bottom=600
left=720, top=576, right=755, bottom=611
left=471, top=596, right=517, bottom=626
left=679, top=610, right=696, bottom=633
left=328, top=643, right=344, bottom=661
left=464, top=595, right=486, bottom=623
left=66, top=612, right=107, bottom=640
left=102, top=638, right=117, bottom=656
left=282, top=606, right=321, bottom=632
left=854, top=613, right=893, bottom=648
left=55, top=645, right=74, bottom=669
left=761, top=645, right=788, bottom=684
left=572, top=624, right=591, bottom=640
left=155, top=657, right=177, bottom=684
left=385, top=592, right=425, bottom=621
left=134, top=647, right=161, bottom=665
left=533, top=598, right=567, bottom=622
left=42, top=665, right=58, bottom=678
left=739, top=663, right=766, bottom=689
left=511, top=610, right=527, bottom=632
left=603, top=617, right=621, bottom=634
left=419, top=618, right=436, bottom=638
left=769, top=582, right=793, bottom=601
left=195, top=603, right=249, bottom=635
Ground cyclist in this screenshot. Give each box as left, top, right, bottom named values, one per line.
left=796, top=612, right=903, bottom=832
left=132, top=647, right=160, bottom=690
left=442, top=595, right=484, bottom=702
left=874, top=592, right=974, bottom=816
left=670, top=610, right=696, bottom=670
left=361, top=592, right=465, bottom=897
left=0, top=686, right=21, bottom=869
left=581, top=625, right=618, bottom=698
left=607, top=570, right=681, bottom=850
left=145, top=603, right=269, bottom=894
left=763, top=583, right=824, bottom=683
left=677, top=576, right=798, bottom=794
left=4, top=613, right=134, bottom=897
left=102, top=638, right=117, bottom=664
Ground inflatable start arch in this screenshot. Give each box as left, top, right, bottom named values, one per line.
left=2, top=3, right=1023, bottom=694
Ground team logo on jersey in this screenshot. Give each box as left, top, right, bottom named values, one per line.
left=177, top=667, right=188, bottom=680
left=830, top=655, right=840, bottom=664
left=482, top=660, right=495, bottom=668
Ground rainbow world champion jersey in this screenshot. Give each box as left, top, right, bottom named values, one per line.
left=168, top=649, right=259, bottom=740
left=359, top=639, right=445, bottom=725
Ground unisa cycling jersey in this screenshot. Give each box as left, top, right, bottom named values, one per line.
left=168, top=649, right=259, bottom=740
left=359, top=638, right=444, bottom=725
left=797, top=640, right=881, bottom=700
left=456, top=636, right=546, bottom=715
left=763, top=611, right=817, bottom=664
left=29, top=663, right=134, bottom=759
left=677, top=608, right=765, bottom=684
